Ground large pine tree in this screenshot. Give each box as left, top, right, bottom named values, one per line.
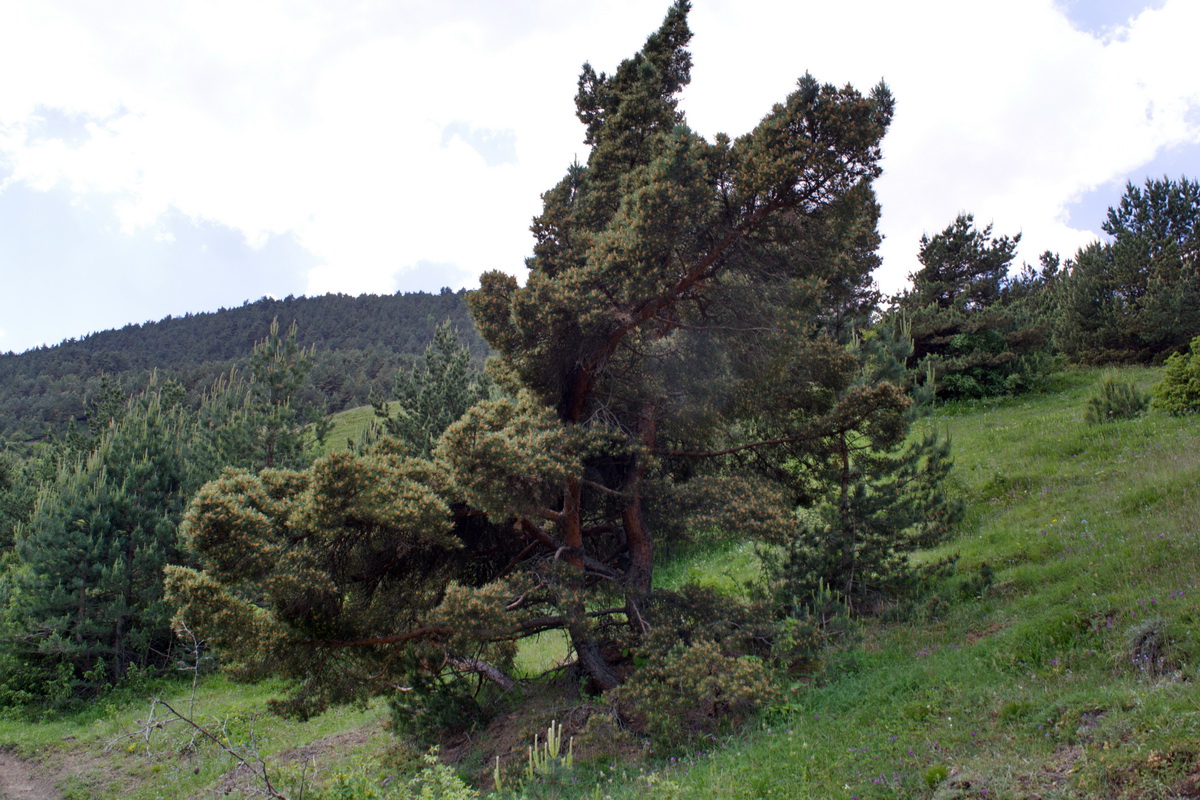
left=169, top=1, right=911, bottom=703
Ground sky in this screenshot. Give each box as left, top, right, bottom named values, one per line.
left=1, top=0, right=1197, bottom=355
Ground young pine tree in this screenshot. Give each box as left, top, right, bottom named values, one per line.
left=773, top=317, right=963, bottom=611
left=1, top=386, right=212, bottom=704
left=367, top=320, right=491, bottom=458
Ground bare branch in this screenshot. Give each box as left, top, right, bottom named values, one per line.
left=445, top=655, right=518, bottom=693
left=580, top=478, right=627, bottom=498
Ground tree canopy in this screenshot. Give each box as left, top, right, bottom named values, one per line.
left=896, top=214, right=1050, bottom=399
left=1055, top=176, right=1200, bottom=363
left=169, top=1, right=913, bottom=713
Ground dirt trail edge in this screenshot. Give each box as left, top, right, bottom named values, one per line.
left=0, top=750, right=64, bottom=800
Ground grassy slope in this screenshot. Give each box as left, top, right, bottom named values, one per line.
left=0, top=677, right=386, bottom=799
left=609, top=367, right=1200, bottom=799
left=316, top=403, right=380, bottom=456
left=3, top=368, right=1199, bottom=798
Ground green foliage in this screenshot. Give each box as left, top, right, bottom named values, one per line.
left=617, top=637, right=780, bottom=753
left=0, top=318, right=362, bottom=706
left=407, top=755, right=479, bottom=800
left=1153, top=335, right=1200, bottom=415
left=0, top=449, right=40, bottom=552
left=0, top=290, right=485, bottom=444
left=0, top=384, right=213, bottom=705
left=1053, top=241, right=1130, bottom=363
left=460, top=0, right=901, bottom=690
left=313, top=751, right=476, bottom=800
left=166, top=449, right=467, bottom=716
left=8, top=368, right=1200, bottom=800
left=772, top=319, right=963, bottom=609
left=369, top=320, right=491, bottom=458
left=225, top=317, right=325, bottom=470
left=1055, top=176, right=1200, bottom=363
left=923, top=763, right=950, bottom=788
left=169, top=1, right=909, bottom=717
left=1084, top=373, right=1149, bottom=424
left=613, top=585, right=787, bottom=751
left=906, top=214, right=1018, bottom=312
left=896, top=214, right=1052, bottom=400
left=492, top=719, right=581, bottom=799
left=436, top=392, right=583, bottom=520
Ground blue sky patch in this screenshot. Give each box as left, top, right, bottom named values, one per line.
left=1064, top=139, right=1200, bottom=249
left=1055, top=0, right=1167, bottom=37
left=0, top=183, right=313, bottom=353
left=440, top=121, right=518, bottom=168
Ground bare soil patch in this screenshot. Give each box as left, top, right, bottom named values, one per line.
left=0, top=749, right=63, bottom=800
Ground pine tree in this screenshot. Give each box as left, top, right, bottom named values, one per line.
left=1055, top=176, right=1200, bottom=362
left=772, top=317, right=962, bottom=609
left=169, top=1, right=914, bottom=705
left=368, top=320, right=491, bottom=458
left=898, top=214, right=1048, bottom=398
left=244, top=318, right=325, bottom=469
left=1052, top=241, right=1129, bottom=363
left=1, top=386, right=210, bottom=703
left=0, top=450, right=38, bottom=553
left=198, top=319, right=325, bottom=471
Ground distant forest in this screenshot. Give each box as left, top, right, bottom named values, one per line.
left=0, top=290, right=487, bottom=443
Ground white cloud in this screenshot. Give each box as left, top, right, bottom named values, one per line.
left=685, top=0, right=1200, bottom=288
left=0, top=0, right=1197, bottom=349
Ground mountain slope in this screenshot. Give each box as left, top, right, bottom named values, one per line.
left=0, top=291, right=486, bottom=443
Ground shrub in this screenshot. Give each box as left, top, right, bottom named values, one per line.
left=613, top=586, right=789, bottom=751
left=313, top=751, right=476, bottom=800
left=617, top=637, right=781, bottom=752
left=1153, top=335, right=1200, bottom=415
left=1084, top=374, right=1149, bottom=424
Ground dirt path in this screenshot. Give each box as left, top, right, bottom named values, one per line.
left=0, top=751, right=63, bottom=800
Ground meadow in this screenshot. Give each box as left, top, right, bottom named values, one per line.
left=3, top=366, right=1198, bottom=799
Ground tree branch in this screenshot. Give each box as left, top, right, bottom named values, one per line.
left=581, top=478, right=627, bottom=497
left=664, top=433, right=826, bottom=459
left=309, top=625, right=453, bottom=649
left=518, top=518, right=622, bottom=580
left=445, top=655, right=518, bottom=693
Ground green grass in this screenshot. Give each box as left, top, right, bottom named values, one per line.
left=654, top=538, right=762, bottom=595
left=4, top=366, right=1199, bottom=799
left=594, top=366, right=1200, bottom=799
left=316, top=403, right=382, bottom=455
left=0, top=676, right=388, bottom=799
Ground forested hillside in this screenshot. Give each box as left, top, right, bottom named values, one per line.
left=2, top=3, right=1199, bottom=798
left=0, top=290, right=486, bottom=442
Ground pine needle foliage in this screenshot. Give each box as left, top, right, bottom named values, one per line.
left=1, top=384, right=212, bottom=705
left=368, top=320, right=491, bottom=458
left=1084, top=374, right=1150, bottom=424
left=167, top=1, right=932, bottom=722
left=771, top=317, right=963, bottom=610
left=1153, top=334, right=1200, bottom=416
left=1055, top=176, right=1200, bottom=363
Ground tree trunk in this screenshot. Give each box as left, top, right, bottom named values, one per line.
left=621, top=401, right=658, bottom=628
left=572, top=633, right=619, bottom=692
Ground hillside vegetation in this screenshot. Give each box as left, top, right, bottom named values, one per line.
left=1, top=4, right=1197, bottom=799
left=0, top=290, right=485, bottom=442
left=1, top=367, right=1197, bottom=799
